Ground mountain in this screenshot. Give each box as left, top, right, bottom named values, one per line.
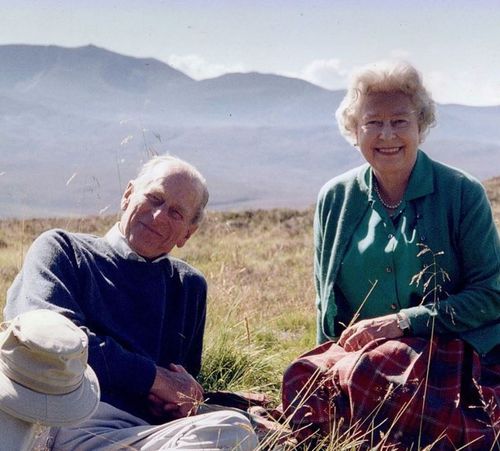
left=0, top=44, right=192, bottom=98
left=0, top=44, right=499, bottom=218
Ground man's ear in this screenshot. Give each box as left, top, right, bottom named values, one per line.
left=176, top=224, right=198, bottom=248
left=120, top=181, right=134, bottom=211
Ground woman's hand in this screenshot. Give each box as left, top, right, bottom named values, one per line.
left=338, top=314, right=403, bottom=352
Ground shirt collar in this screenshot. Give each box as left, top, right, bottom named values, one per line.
left=366, top=169, right=376, bottom=204
left=404, top=150, right=434, bottom=200
left=105, top=223, right=171, bottom=265
left=356, top=163, right=376, bottom=204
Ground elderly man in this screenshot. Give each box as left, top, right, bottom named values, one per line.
left=5, top=156, right=258, bottom=450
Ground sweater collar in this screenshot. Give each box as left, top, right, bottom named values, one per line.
left=105, top=223, right=171, bottom=266
left=405, top=150, right=435, bottom=200
left=358, top=149, right=434, bottom=201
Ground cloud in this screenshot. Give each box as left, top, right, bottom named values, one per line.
left=166, top=54, right=246, bottom=80
left=297, top=52, right=413, bottom=91
left=297, top=58, right=349, bottom=90
left=165, top=54, right=499, bottom=106
left=427, top=70, right=500, bottom=106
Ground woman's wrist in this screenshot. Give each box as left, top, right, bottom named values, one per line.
left=396, top=312, right=411, bottom=336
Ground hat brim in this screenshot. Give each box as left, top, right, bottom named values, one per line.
left=0, top=364, right=100, bottom=427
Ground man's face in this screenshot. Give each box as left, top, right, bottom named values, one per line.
left=119, top=165, right=201, bottom=259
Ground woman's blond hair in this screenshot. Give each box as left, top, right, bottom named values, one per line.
left=336, top=61, right=436, bottom=145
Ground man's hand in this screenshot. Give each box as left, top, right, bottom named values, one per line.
left=148, top=363, right=204, bottom=420
left=338, top=314, right=403, bottom=352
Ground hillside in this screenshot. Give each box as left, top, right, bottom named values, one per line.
left=1, top=44, right=499, bottom=217
left=1, top=177, right=499, bottom=364
left=0, top=178, right=498, bottom=449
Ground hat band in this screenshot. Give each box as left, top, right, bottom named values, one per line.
left=0, top=359, right=84, bottom=395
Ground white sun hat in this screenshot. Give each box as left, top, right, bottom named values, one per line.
left=0, top=309, right=100, bottom=427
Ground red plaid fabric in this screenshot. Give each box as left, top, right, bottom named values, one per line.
left=282, top=337, right=500, bottom=450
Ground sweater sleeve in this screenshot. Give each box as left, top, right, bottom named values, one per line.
left=186, top=322, right=205, bottom=378
left=185, top=278, right=207, bottom=378
left=5, top=230, right=156, bottom=398
left=402, top=180, right=500, bottom=344
left=314, top=194, right=330, bottom=344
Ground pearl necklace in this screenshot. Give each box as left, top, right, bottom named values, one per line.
left=374, top=179, right=403, bottom=210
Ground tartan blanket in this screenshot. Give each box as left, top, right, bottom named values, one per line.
left=282, top=337, right=500, bottom=450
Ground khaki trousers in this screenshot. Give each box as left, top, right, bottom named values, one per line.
left=48, top=402, right=258, bottom=450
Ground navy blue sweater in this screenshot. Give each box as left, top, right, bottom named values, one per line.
left=5, top=229, right=207, bottom=423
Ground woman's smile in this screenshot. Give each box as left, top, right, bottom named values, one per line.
left=375, top=146, right=402, bottom=155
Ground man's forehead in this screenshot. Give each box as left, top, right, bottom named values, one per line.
left=142, top=164, right=194, bottom=187
left=139, top=164, right=202, bottom=208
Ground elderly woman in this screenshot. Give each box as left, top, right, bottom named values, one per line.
left=282, top=61, right=500, bottom=449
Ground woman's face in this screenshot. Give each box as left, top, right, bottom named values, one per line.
left=355, top=91, right=420, bottom=180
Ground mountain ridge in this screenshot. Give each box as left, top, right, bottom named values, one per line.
left=0, top=44, right=499, bottom=218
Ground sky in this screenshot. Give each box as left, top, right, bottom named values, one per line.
left=1, top=0, right=499, bottom=106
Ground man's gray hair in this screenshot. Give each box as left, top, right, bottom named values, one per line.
left=134, top=155, right=209, bottom=225
left=336, top=60, right=437, bottom=145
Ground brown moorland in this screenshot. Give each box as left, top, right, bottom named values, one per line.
left=0, top=177, right=498, bottom=449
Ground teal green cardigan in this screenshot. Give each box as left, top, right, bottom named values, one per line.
left=314, top=150, right=500, bottom=356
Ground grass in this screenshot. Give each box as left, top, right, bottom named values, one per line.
left=176, top=208, right=318, bottom=397
left=0, top=208, right=317, bottom=398
left=1, top=178, right=499, bottom=450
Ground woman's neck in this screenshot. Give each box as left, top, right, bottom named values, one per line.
left=373, top=170, right=410, bottom=205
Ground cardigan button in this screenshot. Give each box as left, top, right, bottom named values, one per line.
left=390, top=303, right=398, bottom=310
left=386, top=266, right=393, bottom=273
left=420, top=235, right=426, bottom=241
